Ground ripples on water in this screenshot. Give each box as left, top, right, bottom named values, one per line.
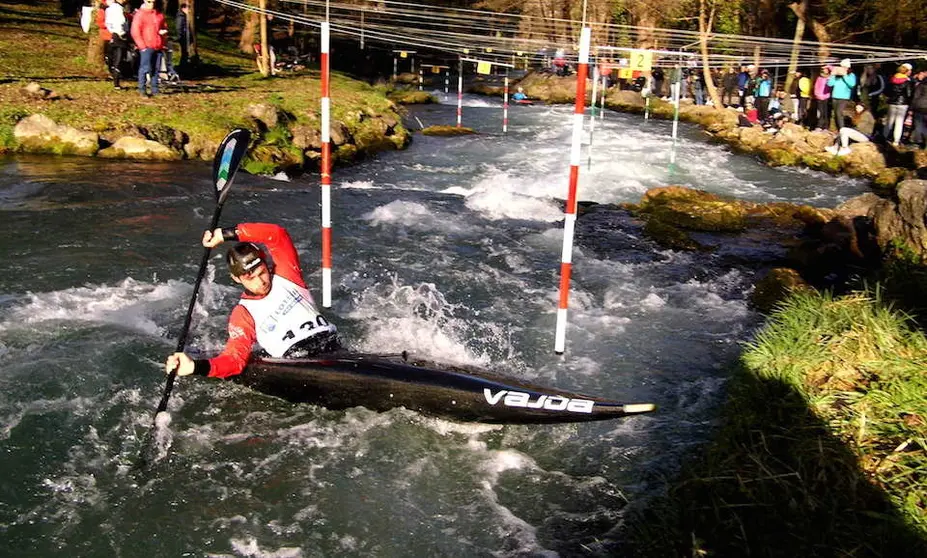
left=0, top=100, right=869, bottom=556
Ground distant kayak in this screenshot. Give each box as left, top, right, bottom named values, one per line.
left=237, top=352, right=655, bottom=424
left=514, top=99, right=534, bottom=105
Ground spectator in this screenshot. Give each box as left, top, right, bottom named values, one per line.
left=795, top=70, right=812, bottom=125
left=104, top=0, right=128, bottom=90
left=691, top=72, right=705, bottom=105
left=744, top=102, right=759, bottom=124
left=861, top=63, right=885, bottom=114
left=814, top=66, right=833, bottom=130
left=130, top=0, right=167, bottom=98
left=828, top=58, right=857, bottom=130
left=754, top=69, right=772, bottom=120
left=722, top=67, right=738, bottom=107
left=175, top=3, right=190, bottom=67
left=884, top=63, right=914, bottom=146
left=826, top=103, right=876, bottom=156
left=651, top=67, right=665, bottom=99
left=737, top=64, right=751, bottom=107
left=910, top=66, right=927, bottom=149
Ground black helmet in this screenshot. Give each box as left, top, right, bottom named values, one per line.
left=226, top=242, right=267, bottom=276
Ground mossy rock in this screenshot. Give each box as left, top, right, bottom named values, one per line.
left=762, top=147, right=802, bottom=167
left=387, top=90, right=436, bottom=105
left=643, top=218, right=703, bottom=251
left=638, top=186, right=748, bottom=232
left=421, top=125, right=476, bottom=136
left=873, top=167, right=908, bottom=192
left=750, top=267, right=813, bottom=313
left=245, top=143, right=304, bottom=175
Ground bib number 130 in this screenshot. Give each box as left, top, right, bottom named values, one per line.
left=281, top=315, right=330, bottom=342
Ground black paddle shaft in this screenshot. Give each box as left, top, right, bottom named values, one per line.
left=155, top=206, right=225, bottom=415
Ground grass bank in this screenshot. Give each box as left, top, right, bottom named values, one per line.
left=0, top=1, right=410, bottom=169
left=626, top=287, right=927, bottom=556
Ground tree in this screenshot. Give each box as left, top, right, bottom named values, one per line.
left=86, top=0, right=106, bottom=70
left=699, top=0, right=723, bottom=108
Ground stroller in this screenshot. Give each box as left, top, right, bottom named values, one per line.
left=158, top=45, right=181, bottom=84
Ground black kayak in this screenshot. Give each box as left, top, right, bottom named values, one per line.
left=235, top=352, right=655, bottom=424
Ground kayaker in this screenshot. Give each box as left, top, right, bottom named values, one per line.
left=164, top=222, right=340, bottom=379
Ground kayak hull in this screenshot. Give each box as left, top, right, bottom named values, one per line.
left=236, top=353, right=655, bottom=424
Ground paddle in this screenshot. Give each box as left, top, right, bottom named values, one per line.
left=139, top=128, right=250, bottom=466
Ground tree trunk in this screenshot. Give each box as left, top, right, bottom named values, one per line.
left=789, top=0, right=829, bottom=59
left=699, top=0, right=723, bottom=109
left=259, top=0, right=269, bottom=77
left=86, top=1, right=105, bottom=70
left=189, top=0, right=198, bottom=59
left=782, top=0, right=809, bottom=113
left=240, top=9, right=258, bottom=53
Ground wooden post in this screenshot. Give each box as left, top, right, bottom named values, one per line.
left=259, top=0, right=269, bottom=77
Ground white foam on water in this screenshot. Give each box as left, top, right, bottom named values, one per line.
left=346, top=277, right=492, bottom=367
left=0, top=277, right=190, bottom=336
left=227, top=537, right=304, bottom=558
left=339, top=179, right=379, bottom=190
left=360, top=200, right=477, bottom=235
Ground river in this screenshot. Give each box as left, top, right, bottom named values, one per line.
left=0, top=96, right=867, bottom=557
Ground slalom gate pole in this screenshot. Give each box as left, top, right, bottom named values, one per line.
left=670, top=75, right=680, bottom=168
left=503, top=71, right=509, bottom=134
left=600, top=75, right=607, bottom=119
left=392, top=56, right=397, bottom=82
left=457, top=57, right=463, bottom=128
left=554, top=27, right=591, bottom=355
left=444, top=68, right=449, bottom=94
left=588, top=64, right=598, bottom=168
left=320, top=21, right=332, bottom=307
left=418, top=67, right=423, bottom=91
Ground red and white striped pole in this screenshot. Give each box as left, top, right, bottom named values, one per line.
left=456, top=57, right=463, bottom=128
left=320, top=21, right=332, bottom=307
left=554, top=27, right=591, bottom=355
left=502, top=72, right=509, bottom=134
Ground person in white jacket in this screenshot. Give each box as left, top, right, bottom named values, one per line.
left=104, top=0, right=129, bottom=89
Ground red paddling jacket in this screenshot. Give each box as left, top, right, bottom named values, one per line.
left=197, top=223, right=335, bottom=378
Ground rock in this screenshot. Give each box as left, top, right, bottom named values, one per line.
left=750, top=267, right=813, bottom=313
left=13, top=114, right=99, bottom=156
left=248, top=103, right=285, bottom=130
left=835, top=193, right=883, bottom=219
left=97, top=136, right=181, bottom=160
left=183, top=136, right=219, bottom=161
left=874, top=167, right=909, bottom=191
left=871, top=180, right=927, bottom=255
left=22, top=82, right=61, bottom=100
left=139, top=123, right=186, bottom=151
left=329, top=120, right=351, bottom=146
left=388, top=90, right=435, bottom=104
left=421, top=125, right=476, bottom=136
left=638, top=186, right=748, bottom=233
left=291, top=124, right=321, bottom=150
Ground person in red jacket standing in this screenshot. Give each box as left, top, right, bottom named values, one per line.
left=164, top=223, right=341, bottom=379
left=130, top=0, right=167, bottom=97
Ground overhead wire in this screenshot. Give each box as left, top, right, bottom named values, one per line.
left=216, top=0, right=927, bottom=68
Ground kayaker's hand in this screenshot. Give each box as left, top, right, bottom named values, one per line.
left=165, top=352, right=195, bottom=376
left=202, top=228, right=224, bottom=248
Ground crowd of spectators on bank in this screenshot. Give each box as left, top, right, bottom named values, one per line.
left=90, top=0, right=189, bottom=97
left=628, top=58, right=927, bottom=153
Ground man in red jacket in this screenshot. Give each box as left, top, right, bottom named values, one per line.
left=130, top=0, right=167, bottom=97
left=165, top=223, right=341, bottom=379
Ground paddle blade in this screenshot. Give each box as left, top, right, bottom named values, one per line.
left=212, top=128, right=251, bottom=204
